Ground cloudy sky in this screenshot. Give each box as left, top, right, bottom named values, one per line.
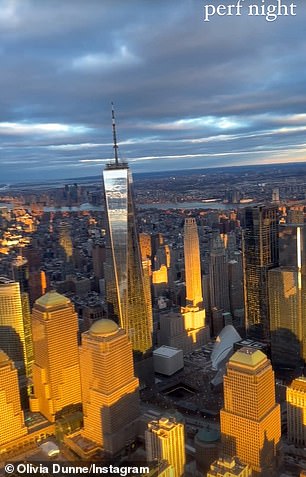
left=0, top=0, right=306, bottom=182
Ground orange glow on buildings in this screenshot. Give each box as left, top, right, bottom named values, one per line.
left=287, top=377, right=306, bottom=447
left=80, top=319, right=140, bottom=455
left=0, top=277, right=26, bottom=375
left=145, top=417, right=185, bottom=477
left=0, top=351, right=27, bottom=447
left=152, top=264, right=168, bottom=284
left=207, top=456, right=251, bottom=477
left=183, top=218, right=203, bottom=308
left=221, top=347, right=281, bottom=476
left=139, top=232, right=152, bottom=261
left=30, top=291, right=81, bottom=422
left=181, top=218, right=209, bottom=348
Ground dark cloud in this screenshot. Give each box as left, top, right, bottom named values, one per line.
left=0, top=0, right=305, bottom=182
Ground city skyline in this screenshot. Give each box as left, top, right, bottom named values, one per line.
left=0, top=0, right=306, bottom=181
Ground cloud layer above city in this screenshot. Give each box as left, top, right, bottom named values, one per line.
left=0, top=0, right=305, bottom=182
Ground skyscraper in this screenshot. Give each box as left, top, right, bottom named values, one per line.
left=221, top=347, right=281, bottom=476
left=268, top=267, right=305, bottom=369
left=184, top=218, right=203, bottom=308
left=103, top=106, right=152, bottom=355
left=243, top=205, right=279, bottom=340
left=180, top=218, right=209, bottom=349
left=0, top=277, right=26, bottom=374
left=30, top=291, right=81, bottom=422
left=0, top=351, right=27, bottom=447
left=80, top=319, right=140, bottom=455
left=145, top=417, right=185, bottom=477
left=287, top=377, right=306, bottom=447
left=12, top=256, right=34, bottom=382
left=209, top=234, right=231, bottom=315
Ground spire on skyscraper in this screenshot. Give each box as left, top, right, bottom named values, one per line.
left=111, top=102, right=119, bottom=167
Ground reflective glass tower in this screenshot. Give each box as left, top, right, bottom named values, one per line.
left=103, top=105, right=152, bottom=355
left=243, top=205, right=279, bottom=340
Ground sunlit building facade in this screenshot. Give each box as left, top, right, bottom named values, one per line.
left=243, top=205, right=279, bottom=340
left=103, top=163, right=152, bottom=354
left=207, top=456, right=251, bottom=477
left=0, top=277, right=26, bottom=374
left=30, top=291, right=81, bottom=422
left=287, top=377, right=306, bottom=446
left=12, top=256, right=34, bottom=382
left=103, top=166, right=148, bottom=349
left=268, top=267, right=305, bottom=369
left=80, top=319, right=140, bottom=455
left=181, top=218, right=209, bottom=349
left=145, top=417, right=185, bottom=477
left=221, top=347, right=281, bottom=476
left=0, top=350, right=27, bottom=447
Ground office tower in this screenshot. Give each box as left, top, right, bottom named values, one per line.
left=287, top=377, right=306, bottom=446
left=209, top=235, right=230, bottom=314
left=58, top=221, right=73, bottom=261
left=30, top=291, right=81, bottom=422
left=139, top=232, right=152, bottom=261
left=287, top=205, right=304, bottom=225
left=92, top=242, right=105, bottom=280
left=243, top=205, right=279, bottom=340
left=80, top=319, right=140, bottom=455
left=228, top=258, right=244, bottom=330
left=151, top=233, right=164, bottom=261
left=279, top=223, right=306, bottom=272
left=0, top=277, right=26, bottom=374
left=0, top=351, right=27, bottom=446
left=103, top=106, right=152, bottom=355
left=272, top=187, right=280, bottom=203
left=207, top=456, right=251, bottom=477
left=268, top=268, right=304, bottom=368
left=181, top=218, right=209, bottom=349
left=12, top=256, right=33, bottom=381
left=221, top=347, right=281, bottom=476
left=184, top=218, right=203, bottom=308
left=145, top=417, right=185, bottom=477
left=28, top=270, right=47, bottom=307
left=142, top=258, right=153, bottom=336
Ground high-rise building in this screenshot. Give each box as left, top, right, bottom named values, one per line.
left=209, top=235, right=230, bottom=314
left=103, top=106, right=152, bottom=356
left=184, top=218, right=203, bottom=308
left=221, top=347, right=281, bottom=476
left=0, top=351, right=27, bottom=447
left=12, top=256, right=34, bottom=382
left=139, top=233, right=152, bottom=261
left=268, top=267, right=305, bottom=368
left=80, top=319, right=140, bottom=455
left=180, top=218, right=209, bottom=349
left=243, top=205, right=279, bottom=340
left=287, top=377, right=306, bottom=446
left=92, top=242, right=106, bottom=281
left=207, top=456, right=251, bottom=477
left=0, top=277, right=26, bottom=374
left=30, top=291, right=81, bottom=422
left=58, top=221, right=73, bottom=261
left=145, top=417, right=185, bottom=477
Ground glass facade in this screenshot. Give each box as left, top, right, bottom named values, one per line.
left=103, top=163, right=152, bottom=354
left=243, top=206, right=279, bottom=340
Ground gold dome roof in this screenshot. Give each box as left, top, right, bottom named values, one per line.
left=35, top=290, right=70, bottom=309
left=89, top=319, right=118, bottom=336
left=229, top=347, right=267, bottom=368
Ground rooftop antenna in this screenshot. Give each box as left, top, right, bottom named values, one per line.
left=111, top=102, right=119, bottom=166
